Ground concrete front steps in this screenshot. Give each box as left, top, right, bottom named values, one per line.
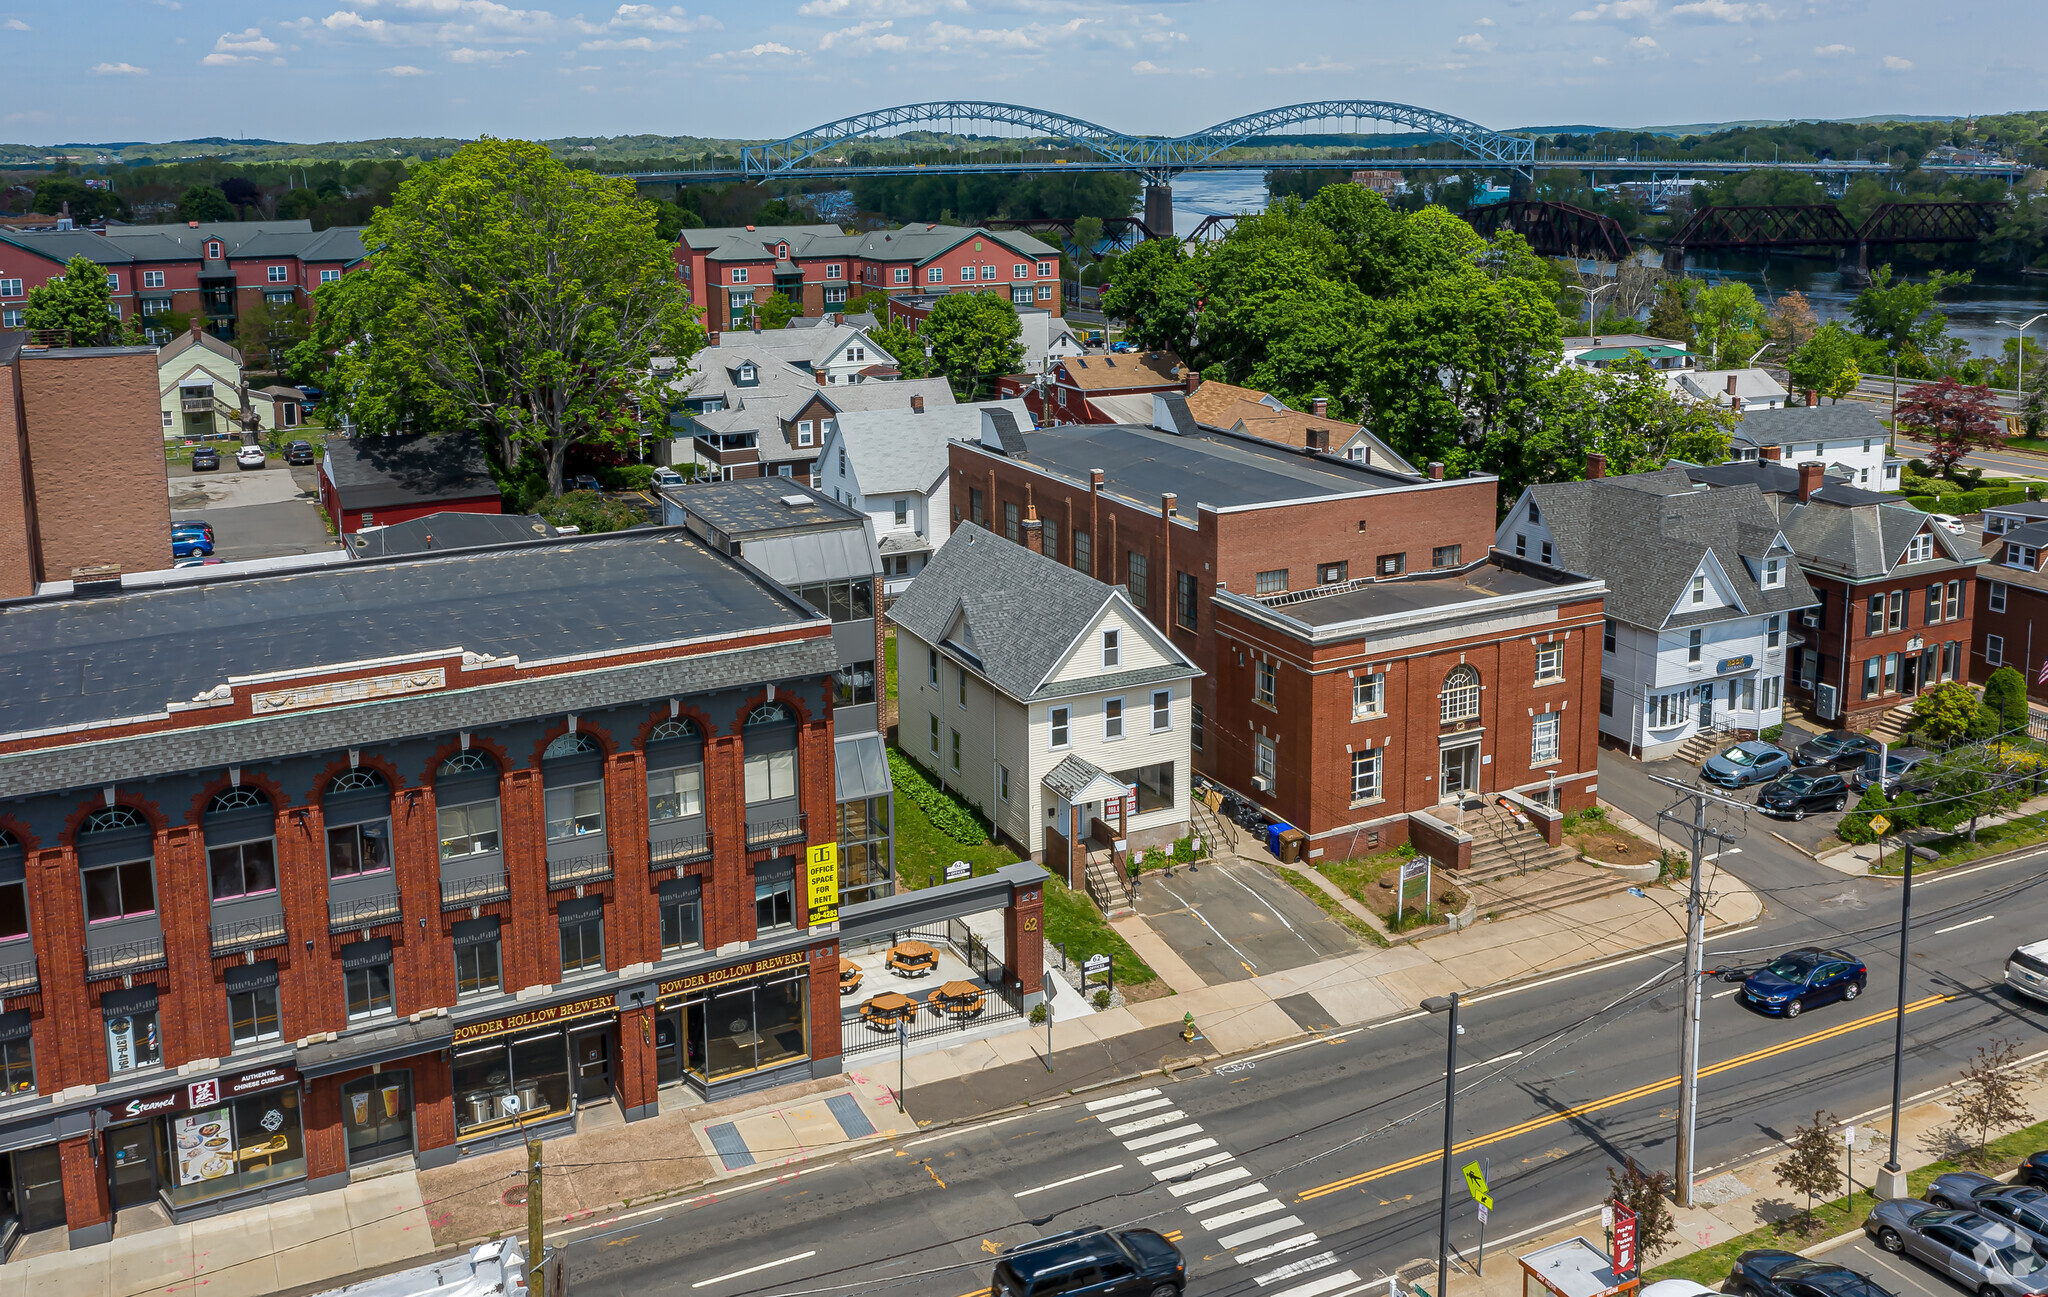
left=1471, top=859, right=1637, bottom=922
left=1460, top=805, right=1579, bottom=886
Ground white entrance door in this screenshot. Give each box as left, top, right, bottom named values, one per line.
left=1439, top=741, right=1480, bottom=802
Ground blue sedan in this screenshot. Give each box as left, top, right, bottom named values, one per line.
left=172, top=533, right=214, bottom=559
left=1743, top=948, right=1867, bottom=1019
left=1702, top=741, right=1792, bottom=788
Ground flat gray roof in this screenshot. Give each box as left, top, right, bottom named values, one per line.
left=985, top=422, right=1439, bottom=511
left=1265, top=561, right=1585, bottom=628
left=0, top=530, right=818, bottom=736
left=667, top=478, right=866, bottom=538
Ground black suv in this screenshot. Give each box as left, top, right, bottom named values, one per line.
left=1795, top=730, right=1883, bottom=772
left=190, top=445, right=220, bottom=471
left=1758, top=766, right=1851, bottom=820
left=284, top=439, right=317, bottom=465
left=992, top=1228, right=1185, bottom=1297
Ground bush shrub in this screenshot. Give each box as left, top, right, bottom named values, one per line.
left=1908, top=495, right=1940, bottom=512
left=1761, top=723, right=1786, bottom=744
left=1092, top=988, right=1111, bottom=1010
left=535, top=490, right=649, bottom=533
left=888, top=749, right=989, bottom=845
left=1989, top=488, right=2030, bottom=508
left=599, top=463, right=656, bottom=492
left=1029, top=1003, right=1048, bottom=1024
left=1954, top=489, right=1990, bottom=514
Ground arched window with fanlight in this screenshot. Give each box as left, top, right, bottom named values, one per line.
left=434, top=752, right=505, bottom=906
left=1440, top=666, right=1481, bottom=725
left=742, top=703, right=799, bottom=808
left=79, top=807, right=155, bottom=926
left=79, top=806, right=167, bottom=1065
left=204, top=787, right=277, bottom=904
left=323, top=769, right=392, bottom=882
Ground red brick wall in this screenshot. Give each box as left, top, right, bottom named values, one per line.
left=1804, top=565, right=1975, bottom=723
left=329, top=492, right=503, bottom=536
left=1974, top=574, right=2045, bottom=700
left=18, top=348, right=170, bottom=582
left=0, top=359, right=34, bottom=598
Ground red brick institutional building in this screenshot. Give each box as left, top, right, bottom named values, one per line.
left=0, top=527, right=1042, bottom=1249
left=946, top=406, right=1608, bottom=858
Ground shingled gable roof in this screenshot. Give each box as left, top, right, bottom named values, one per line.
left=887, top=524, right=1197, bottom=703
left=1779, top=490, right=1979, bottom=581
left=1523, top=471, right=1817, bottom=631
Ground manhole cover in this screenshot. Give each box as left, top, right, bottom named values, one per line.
left=502, top=1184, right=529, bottom=1207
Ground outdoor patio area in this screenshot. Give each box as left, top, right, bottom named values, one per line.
left=838, top=918, right=1028, bottom=1058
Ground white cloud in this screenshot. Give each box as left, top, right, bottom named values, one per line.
left=1812, top=41, right=1853, bottom=55
left=3, top=18, right=30, bottom=30
left=1669, top=0, right=1775, bottom=21
left=1475, top=15, right=1494, bottom=24
left=1265, top=55, right=1352, bottom=73
left=1131, top=59, right=1166, bottom=73
left=818, top=16, right=1083, bottom=54
left=707, top=40, right=799, bottom=58
left=1456, top=32, right=1493, bottom=50
left=1881, top=53, right=1912, bottom=70
left=215, top=26, right=280, bottom=52
left=91, top=61, right=148, bottom=74
left=607, top=4, right=719, bottom=32
left=1140, top=28, right=1186, bottom=44
left=580, top=34, right=676, bottom=48
left=446, top=44, right=526, bottom=59
left=1569, top=0, right=1655, bottom=20
left=1626, top=34, right=1663, bottom=52
left=384, top=62, right=428, bottom=72
left=4, top=110, right=52, bottom=123
left=314, top=0, right=558, bottom=46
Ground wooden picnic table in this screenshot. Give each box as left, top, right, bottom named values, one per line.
left=887, top=940, right=938, bottom=977
left=932, top=979, right=986, bottom=1018
left=839, top=964, right=864, bottom=996
left=860, top=992, right=917, bottom=1028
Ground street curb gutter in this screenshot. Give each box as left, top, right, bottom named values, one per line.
left=1769, top=830, right=1825, bottom=863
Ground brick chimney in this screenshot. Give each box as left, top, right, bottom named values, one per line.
left=1797, top=461, right=1825, bottom=503
left=1586, top=452, right=1608, bottom=479
left=910, top=394, right=924, bottom=414
left=752, top=317, right=761, bottom=333
left=1184, top=370, right=1199, bottom=395
left=1731, top=395, right=1745, bottom=417
left=1427, top=462, right=1444, bottom=481
left=833, top=312, right=844, bottom=326
left=1312, top=396, right=1328, bottom=418
left=1726, top=374, right=1739, bottom=396
left=707, top=330, right=720, bottom=347
left=815, top=369, right=826, bottom=386
left=1761, top=444, right=1783, bottom=462
left=190, top=320, right=204, bottom=340
left=1022, top=486, right=1044, bottom=554
left=1806, top=389, right=1819, bottom=408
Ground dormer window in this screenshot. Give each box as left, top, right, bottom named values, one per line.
left=1527, top=498, right=1540, bottom=523
left=737, top=363, right=756, bottom=384
left=1904, top=533, right=1933, bottom=564
left=2006, top=543, right=2038, bottom=570
left=1690, top=575, right=1706, bottom=605
left=778, top=243, right=788, bottom=258
left=1762, top=557, right=1784, bottom=589
left=206, top=241, right=222, bottom=259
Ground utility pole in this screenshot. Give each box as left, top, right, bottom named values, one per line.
left=1424, top=992, right=1463, bottom=1297
left=1878, top=840, right=1917, bottom=1200
left=527, top=1135, right=546, bottom=1297
left=1649, top=774, right=1742, bottom=1208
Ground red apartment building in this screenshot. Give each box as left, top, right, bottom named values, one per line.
left=995, top=352, right=1193, bottom=426
left=1974, top=502, right=2048, bottom=699
left=0, top=221, right=365, bottom=342
left=677, top=224, right=1062, bottom=334
left=945, top=411, right=1604, bottom=856
left=0, top=527, right=1047, bottom=1251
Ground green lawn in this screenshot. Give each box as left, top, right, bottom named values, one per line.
left=1273, top=867, right=1388, bottom=947
left=1871, top=809, right=2048, bottom=876
left=884, top=629, right=897, bottom=702
left=1647, top=1115, right=2048, bottom=1284
left=889, top=747, right=1158, bottom=987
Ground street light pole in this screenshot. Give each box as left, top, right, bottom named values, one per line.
left=1996, top=314, right=2047, bottom=402
left=1572, top=282, right=1618, bottom=335
left=1425, top=992, right=1463, bottom=1297
left=1878, top=841, right=1917, bottom=1200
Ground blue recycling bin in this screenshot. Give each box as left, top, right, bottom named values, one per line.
left=1265, top=821, right=1293, bottom=858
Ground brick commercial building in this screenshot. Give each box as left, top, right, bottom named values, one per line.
left=0, top=332, right=171, bottom=599
left=677, top=224, right=1061, bottom=334
left=945, top=410, right=1520, bottom=845
left=0, top=527, right=1047, bottom=1251
left=1775, top=465, right=1981, bottom=726
left=0, top=221, right=365, bottom=342
left=1210, top=558, right=1606, bottom=853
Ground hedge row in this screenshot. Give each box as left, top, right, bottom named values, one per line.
left=1902, top=487, right=2031, bottom=515
left=887, top=748, right=988, bottom=845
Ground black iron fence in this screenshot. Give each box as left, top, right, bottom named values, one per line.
left=0, top=956, right=36, bottom=996
left=745, top=813, right=807, bottom=850
left=329, top=892, right=401, bottom=933
left=649, top=830, right=713, bottom=870
left=442, top=870, right=511, bottom=911
left=85, top=935, right=167, bottom=979
left=210, top=914, right=287, bottom=958
left=547, top=850, right=614, bottom=890
left=839, top=918, right=1027, bottom=1058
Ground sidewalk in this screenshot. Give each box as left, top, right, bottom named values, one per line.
left=1815, top=790, right=2048, bottom=875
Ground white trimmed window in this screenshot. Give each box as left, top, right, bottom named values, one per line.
left=1037, top=261, right=1053, bottom=277
left=1103, top=697, right=1124, bottom=741
left=1350, top=749, right=1382, bottom=803
left=1014, top=263, right=1030, bottom=280
left=927, top=266, right=944, bottom=284
left=894, top=267, right=911, bottom=284
left=320, top=269, right=341, bottom=284
left=1151, top=689, right=1170, bottom=732
left=267, top=265, right=288, bottom=283
left=730, top=267, right=748, bottom=283
left=1532, top=713, right=1561, bottom=764
left=1102, top=629, right=1119, bottom=667
left=826, top=264, right=843, bottom=279
left=1905, top=533, right=1933, bottom=563
left=1255, top=660, right=1276, bottom=707
left=1050, top=706, right=1070, bottom=748
left=1762, top=557, right=1784, bottom=588
left=1535, top=645, right=1564, bottom=683
left=1353, top=672, right=1384, bottom=718
left=1990, top=581, right=2009, bottom=613
left=142, top=270, right=164, bottom=289
left=1440, top=665, right=1480, bottom=723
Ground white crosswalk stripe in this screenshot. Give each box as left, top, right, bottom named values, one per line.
left=1089, top=1084, right=1351, bottom=1287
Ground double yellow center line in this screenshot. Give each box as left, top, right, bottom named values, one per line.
left=1297, top=993, right=1952, bottom=1201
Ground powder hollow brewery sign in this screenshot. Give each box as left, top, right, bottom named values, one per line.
left=452, top=994, right=619, bottom=1045
left=659, top=951, right=809, bottom=1000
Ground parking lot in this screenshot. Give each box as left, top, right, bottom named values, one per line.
left=1131, top=858, right=1360, bottom=987
left=1815, top=1233, right=1980, bottom=1297
left=170, top=461, right=336, bottom=563
left=1648, top=721, right=1852, bottom=854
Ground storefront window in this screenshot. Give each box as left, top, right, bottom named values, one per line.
left=660, top=877, right=702, bottom=953
left=103, top=986, right=161, bottom=1074
left=453, top=1031, right=572, bottom=1138
left=678, top=969, right=810, bottom=1084
left=167, top=1084, right=305, bottom=1205
left=1113, top=762, right=1176, bottom=815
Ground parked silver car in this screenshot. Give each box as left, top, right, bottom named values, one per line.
left=1928, top=1172, right=2010, bottom=1210
left=1865, top=1199, right=2048, bottom=1297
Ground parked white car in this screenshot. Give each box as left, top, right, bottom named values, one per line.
left=235, top=445, right=268, bottom=470
left=2005, top=940, right=2048, bottom=1004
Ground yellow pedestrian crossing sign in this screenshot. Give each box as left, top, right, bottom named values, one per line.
left=1462, top=1161, right=1493, bottom=1210
left=1869, top=814, right=1891, bottom=836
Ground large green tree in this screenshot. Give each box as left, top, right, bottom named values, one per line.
left=23, top=253, right=128, bottom=346
left=31, top=174, right=124, bottom=224
left=922, top=292, right=1024, bottom=399
left=1850, top=264, right=1971, bottom=360
left=868, top=319, right=932, bottom=379
left=176, top=185, right=235, bottom=223
left=306, top=138, right=702, bottom=495
left=1785, top=323, right=1863, bottom=402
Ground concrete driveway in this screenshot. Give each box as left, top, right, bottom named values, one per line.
left=1131, top=857, right=1359, bottom=986
left=170, top=463, right=335, bottom=563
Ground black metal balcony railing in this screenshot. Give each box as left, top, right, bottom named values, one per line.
left=210, top=914, right=287, bottom=957
left=547, top=850, right=614, bottom=890
left=648, top=829, right=713, bottom=869
left=745, top=812, right=807, bottom=850
left=441, top=870, right=511, bottom=911
left=0, top=956, right=37, bottom=996
left=84, top=935, right=167, bottom=980
left=329, top=892, right=402, bottom=933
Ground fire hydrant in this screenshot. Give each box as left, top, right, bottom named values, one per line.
left=1180, top=1012, right=1196, bottom=1042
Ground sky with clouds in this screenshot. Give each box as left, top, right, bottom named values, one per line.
left=3, top=0, right=2041, bottom=146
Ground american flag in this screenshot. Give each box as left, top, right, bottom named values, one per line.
left=2037, top=657, right=2048, bottom=685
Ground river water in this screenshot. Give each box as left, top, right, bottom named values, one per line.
left=1166, top=173, right=2048, bottom=358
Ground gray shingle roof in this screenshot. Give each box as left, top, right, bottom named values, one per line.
left=1043, top=752, right=1127, bottom=803
left=323, top=433, right=499, bottom=511
left=887, top=524, right=1196, bottom=702
left=7, top=220, right=368, bottom=269
left=1781, top=491, right=1980, bottom=580
left=679, top=223, right=1055, bottom=264
left=1524, top=472, right=1817, bottom=630
left=833, top=400, right=1031, bottom=495
left=1729, top=401, right=1889, bottom=448
left=346, top=512, right=558, bottom=558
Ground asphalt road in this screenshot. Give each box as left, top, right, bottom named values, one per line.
left=553, top=751, right=2048, bottom=1297
left=1891, top=436, right=2046, bottom=482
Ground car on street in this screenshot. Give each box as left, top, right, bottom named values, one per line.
left=1855, top=747, right=1935, bottom=793
left=190, top=445, right=220, bottom=471
left=651, top=467, right=686, bottom=490
left=1702, top=741, right=1793, bottom=788
left=1758, top=766, right=1851, bottom=819
left=2003, top=943, right=2048, bottom=1006
left=1729, top=1249, right=1895, bottom=1297
left=172, top=520, right=214, bottom=541
left=1795, top=730, right=1885, bottom=772
left=171, top=533, right=214, bottom=559
left=992, top=1227, right=1185, bottom=1297
left=569, top=474, right=602, bottom=494
left=1865, top=1199, right=2048, bottom=1297
left=1742, top=947, right=1867, bottom=1018
left=235, top=445, right=268, bottom=470
left=284, top=439, right=317, bottom=465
